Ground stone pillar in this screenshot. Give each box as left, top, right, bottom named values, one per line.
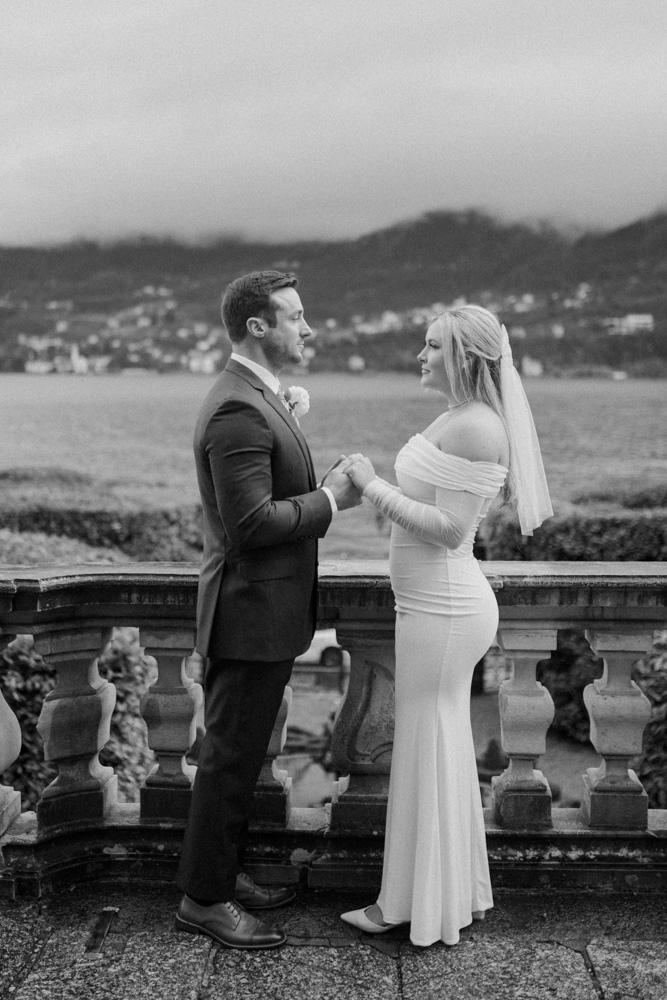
left=329, top=623, right=395, bottom=835
left=0, top=635, right=22, bottom=834
left=35, top=628, right=117, bottom=833
left=582, top=629, right=653, bottom=829
left=492, top=628, right=557, bottom=829
left=252, top=686, right=293, bottom=827
left=139, top=628, right=201, bottom=821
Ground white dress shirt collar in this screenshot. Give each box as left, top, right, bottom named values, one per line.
left=230, top=352, right=281, bottom=395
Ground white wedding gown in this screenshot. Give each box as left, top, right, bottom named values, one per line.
left=363, top=425, right=507, bottom=946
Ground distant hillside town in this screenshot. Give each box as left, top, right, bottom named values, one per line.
left=0, top=209, right=665, bottom=377
left=9, top=286, right=225, bottom=376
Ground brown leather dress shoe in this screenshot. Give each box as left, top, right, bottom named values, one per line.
left=234, top=871, right=297, bottom=910
left=175, top=895, right=286, bottom=949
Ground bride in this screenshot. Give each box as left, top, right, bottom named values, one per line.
left=339, top=304, right=552, bottom=947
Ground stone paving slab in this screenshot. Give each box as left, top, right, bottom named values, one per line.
left=588, top=940, right=667, bottom=1000
left=14, top=931, right=211, bottom=1000
left=207, top=945, right=400, bottom=1000
left=462, top=890, right=667, bottom=943
left=0, top=912, right=51, bottom=998
left=401, top=938, right=598, bottom=1000
left=278, top=887, right=359, bottom=948
left=2, top=883, right=667, bottom=1000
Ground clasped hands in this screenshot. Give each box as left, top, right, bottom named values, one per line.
left=321, top=453, right=377, bottom=510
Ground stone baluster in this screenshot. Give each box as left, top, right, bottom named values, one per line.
left=35, top=628, right=117, bottom=832
left=329, top=622, right=395, bottom=835
left=0, top=635, right=22, bottom=835
left=139, top=628, right=201, bottom=821
left=492, top=628, right=558, bottom=829
left=252, top=686, right=293, bottom=827
left=582, top=629, right=653, bottom=829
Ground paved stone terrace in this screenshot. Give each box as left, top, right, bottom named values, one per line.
left=2, top=882, right=667, bottom=999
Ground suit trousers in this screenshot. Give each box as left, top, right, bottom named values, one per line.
left=176, top=655, right=294, bottom=903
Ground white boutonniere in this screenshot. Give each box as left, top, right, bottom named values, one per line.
left=284, top=385, right=310, bottom=418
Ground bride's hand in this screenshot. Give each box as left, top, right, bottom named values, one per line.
left=340, top=453, right=376, bottom=492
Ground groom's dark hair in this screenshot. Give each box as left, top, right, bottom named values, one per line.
left=222, top=270, right=298, bottom=343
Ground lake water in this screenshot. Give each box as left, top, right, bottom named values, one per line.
left=1, top=371, right=666, bottom=560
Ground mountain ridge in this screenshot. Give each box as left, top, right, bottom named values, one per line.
left=1, top=208, right=665, bottom=321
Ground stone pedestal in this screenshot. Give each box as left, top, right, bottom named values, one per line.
left=492, top=628, right=557, bottom=829
left=582, top=766, right=648, bottom=829
left=35, top=628, right=117, bottom=833
left=139, top=628, right=200, bottom=821
left=328, top=623, right=394, bottom=835
left=329, top=773, right=390, bottom=835
left=492, top=764, right=553, bottom=829
left=581, top=630, right=653, bottom=829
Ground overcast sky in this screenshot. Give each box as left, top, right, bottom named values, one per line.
left=3, top=1, right=666, bottom=246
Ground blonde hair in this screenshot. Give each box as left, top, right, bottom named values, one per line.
left=433, top=305, right=515, bottom=504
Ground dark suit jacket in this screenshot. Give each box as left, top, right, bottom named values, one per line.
left=194, top=358, right=333, bottom=662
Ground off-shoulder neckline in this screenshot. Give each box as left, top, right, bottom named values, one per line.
left=413, top=433, right=509, bottom=472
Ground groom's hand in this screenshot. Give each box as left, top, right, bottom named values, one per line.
left=319, top=454, right=346, bottom=488
left=325, top=466, right=362, bottom=510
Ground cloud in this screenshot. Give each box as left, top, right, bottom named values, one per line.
left=2, top=1, right=666, bottom=244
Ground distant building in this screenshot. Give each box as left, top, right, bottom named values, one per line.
left=603, top=314, right=654, bottom=335
left=513, top=294, right=535, bottom=313
left=25, top=360, right=54, bottom=374
left=521, top=355, right=543, bottom=377
left=70, top=344, right=89, bottom=374
left=188, top=353, right=217, bottom=375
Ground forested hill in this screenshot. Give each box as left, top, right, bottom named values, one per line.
left=1, top=209, right=665, bottom=321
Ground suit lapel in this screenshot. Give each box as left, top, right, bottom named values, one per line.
left=262, top=388, right=317, bottom=488
left=224, top=360, right=317, bottom=489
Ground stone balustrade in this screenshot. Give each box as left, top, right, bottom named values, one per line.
left=0, top=561, right=666, bottom=896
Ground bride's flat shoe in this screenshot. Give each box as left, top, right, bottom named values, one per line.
left=472, top=910, right=486, bottom=921
left=340, top=907, right=397, bottom=934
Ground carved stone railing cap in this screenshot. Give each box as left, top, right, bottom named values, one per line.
left=0, top=563, right=200, bottom=587
left=0, top=563, right=200, bottom=631
left=1, top=560, right=665, bottom=588
left=0, top=562, right=665, bottom=632
left=484, top=561, right=667, bottom=588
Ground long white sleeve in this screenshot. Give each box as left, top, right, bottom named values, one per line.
left=363, top=476, right=486, bottom=549
left=374, top=477, right=403, bottom=494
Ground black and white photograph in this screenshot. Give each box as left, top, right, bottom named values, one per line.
left=1, top=2, right=666, bottom=996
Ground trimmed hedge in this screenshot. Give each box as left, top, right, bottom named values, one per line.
left=0, top=468, right=203, bottom=562
left=0, top=528, right=129, bottom=565
left=485, top=506, right=667, bottom=561
left=572, top=484, right=667, bottom=510
left=0, top=505, right=203, bottom=562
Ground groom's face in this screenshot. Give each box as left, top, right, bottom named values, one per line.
left=262, top=287, right=312, bottom=371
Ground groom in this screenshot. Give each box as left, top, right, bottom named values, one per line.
left=176, top=270, right=359, bottom=949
